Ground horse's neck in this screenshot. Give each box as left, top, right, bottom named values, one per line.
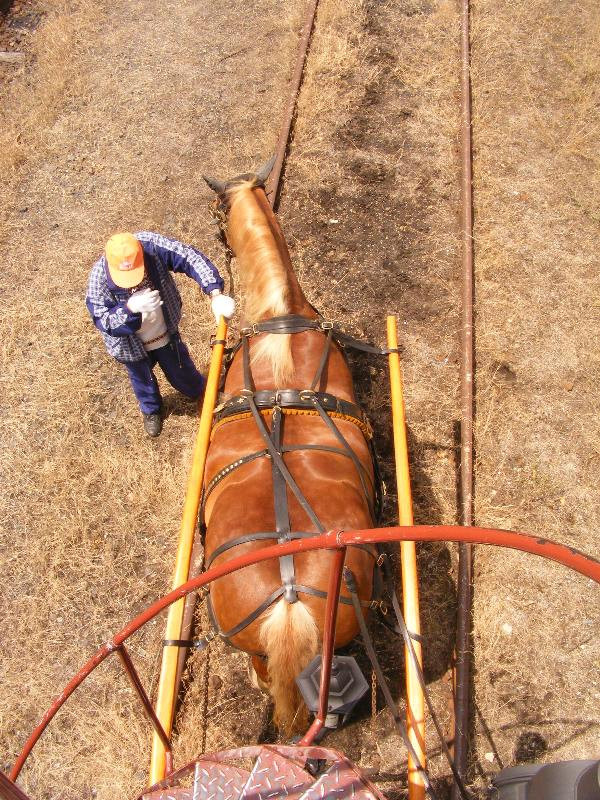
left=228, top=186, right=314, bottom=321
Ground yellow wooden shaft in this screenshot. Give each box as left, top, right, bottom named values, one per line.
left=387, top=315, right=426, bottom=800
left=149, top=317, right=228, bottom=786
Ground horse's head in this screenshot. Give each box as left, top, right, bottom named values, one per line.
left=204, top=155, right=276, bottom=209
left=204, top=156, right=276, bottom=250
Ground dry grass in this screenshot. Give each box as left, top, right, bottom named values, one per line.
left=470, top=0, right=600, bottom=788
left=1, top=0, right=600, bottom=798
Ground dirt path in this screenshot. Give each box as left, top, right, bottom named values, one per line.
left=1, top=0, right=599, bottom=799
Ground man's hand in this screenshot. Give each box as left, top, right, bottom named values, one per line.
left=211, top=293, right=236, bottom=321
left=127, top=289, right=163, bottom=314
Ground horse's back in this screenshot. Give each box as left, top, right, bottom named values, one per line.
left=205, top=411, right=375, bottom=648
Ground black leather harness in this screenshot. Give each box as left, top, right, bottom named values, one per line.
left=186, top=315, right=396, bottom=654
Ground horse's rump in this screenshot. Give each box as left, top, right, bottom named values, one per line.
left=204, top=411, right=376, bottom=650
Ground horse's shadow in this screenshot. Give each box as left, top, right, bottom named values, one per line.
left=336, top=349, right=458, bottom=723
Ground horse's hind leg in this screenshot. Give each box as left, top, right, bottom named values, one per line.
left=249, top=655, right=270, bottom=691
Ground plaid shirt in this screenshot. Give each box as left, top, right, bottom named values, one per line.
left=86, top=231, right=224, bottom=362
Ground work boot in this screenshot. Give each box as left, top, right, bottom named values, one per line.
left=143, top=412, right=163, bottom=438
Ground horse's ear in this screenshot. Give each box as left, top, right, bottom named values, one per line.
left=255, top=154, right=277, bottom=185
left=203, top=175, right=228, bottom=195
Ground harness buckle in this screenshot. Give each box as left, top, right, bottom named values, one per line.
left=241, top=323, right=261, bottom=337
left=299, top=389, right=315, bottom=402
left=320, top=320, right=335, bottom=330
left=239, top=388, right=254, bottom=398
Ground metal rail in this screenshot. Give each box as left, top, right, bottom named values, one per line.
left=264, top=0, right=319, bottom=208
left=454, top=0, right=475, bottom=793
left=10, top=524, right=600, bottom=786
left=299, top=547, right=347, bottom=745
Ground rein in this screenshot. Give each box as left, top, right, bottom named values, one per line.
left=200, top=314, right=391, bottom=652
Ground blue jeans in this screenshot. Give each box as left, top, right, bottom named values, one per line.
left=124, top=337, right=205, bottom=414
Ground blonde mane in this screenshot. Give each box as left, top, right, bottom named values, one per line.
left=226, top=182, right=294, bottom=385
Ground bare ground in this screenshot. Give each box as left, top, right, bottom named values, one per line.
left=1, top=0, right=599, bottom=799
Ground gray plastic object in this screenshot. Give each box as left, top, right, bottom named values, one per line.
left=492, top=760, right=600, bottom=799
left=296, top=654, right=369, bottom=717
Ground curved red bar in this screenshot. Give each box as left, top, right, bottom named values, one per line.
left=10, top=525, right=600, bottom=782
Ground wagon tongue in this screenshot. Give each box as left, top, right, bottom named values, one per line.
left=141, top=745, right=386, bottom=800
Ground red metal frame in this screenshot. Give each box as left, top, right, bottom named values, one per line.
left=116, top=646, right=173, bottom=774
left=7, top=524, right=600, bottom=790
left=299, top=547, right=346, bottom=745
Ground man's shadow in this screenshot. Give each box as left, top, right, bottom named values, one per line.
left=162, top=392, right=203, bottom=419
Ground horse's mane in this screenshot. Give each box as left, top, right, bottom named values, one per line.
left=227, top=181, right=294, bottom=385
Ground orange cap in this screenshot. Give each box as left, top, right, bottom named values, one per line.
left=105, top=232, right=145, bottom=288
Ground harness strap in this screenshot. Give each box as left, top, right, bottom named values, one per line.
left=310, top=327, right=333, bottom=391
left=284, top=443, right=375, bottom=492
left=204, top=449, right=269, bottom=499
left=247, top=394, right=325, bottom=533
left=205, top=580, right=376, bottom=652
left=240, top=314, right=322, bottom=336
left=242, top=334, right=255, bottom=392
left=214, top=388, right=371, bottom=434
left=239, top=314, right=398, bottom=356
left=163, top=636, right=214, bottom=651
left=294, top=582, right=373, bottom=608
left=271, top=406, right=298, bottom=603
left=333, top=328, right=399, bottom=356
left=204, top=586, right=285, bottom=654
left=206, top=531, right=316, bottom=570
left=203, top=443, right=375, bottom=510
left=206, top=530, right=378, bottom=571
left=389, top=590, right=473, bottom=799
left=309, top=393, right=377, bottom=521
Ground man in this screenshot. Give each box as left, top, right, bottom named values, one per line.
left=86, top=231, right=235, bottom=437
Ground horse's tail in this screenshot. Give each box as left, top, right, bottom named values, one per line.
left=259, top=597, right=319, bottom=733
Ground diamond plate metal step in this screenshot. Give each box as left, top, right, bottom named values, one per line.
left=297, top=758, right=381, bottom=800
left=238, top=747, right=313, bottom=800
left=139, top=746, right=387, bottom=800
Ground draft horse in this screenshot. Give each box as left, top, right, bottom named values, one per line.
left=202, top=160, right=382, bottom=733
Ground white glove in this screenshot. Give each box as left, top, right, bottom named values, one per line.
left=127, top=289, right=163, bottom=314
left=211, top=293, right=236, bottom=321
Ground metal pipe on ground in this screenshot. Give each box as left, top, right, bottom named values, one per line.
left=264, top=0, right=319, bottom=208
left=453, top=0, right=475, bottom=794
